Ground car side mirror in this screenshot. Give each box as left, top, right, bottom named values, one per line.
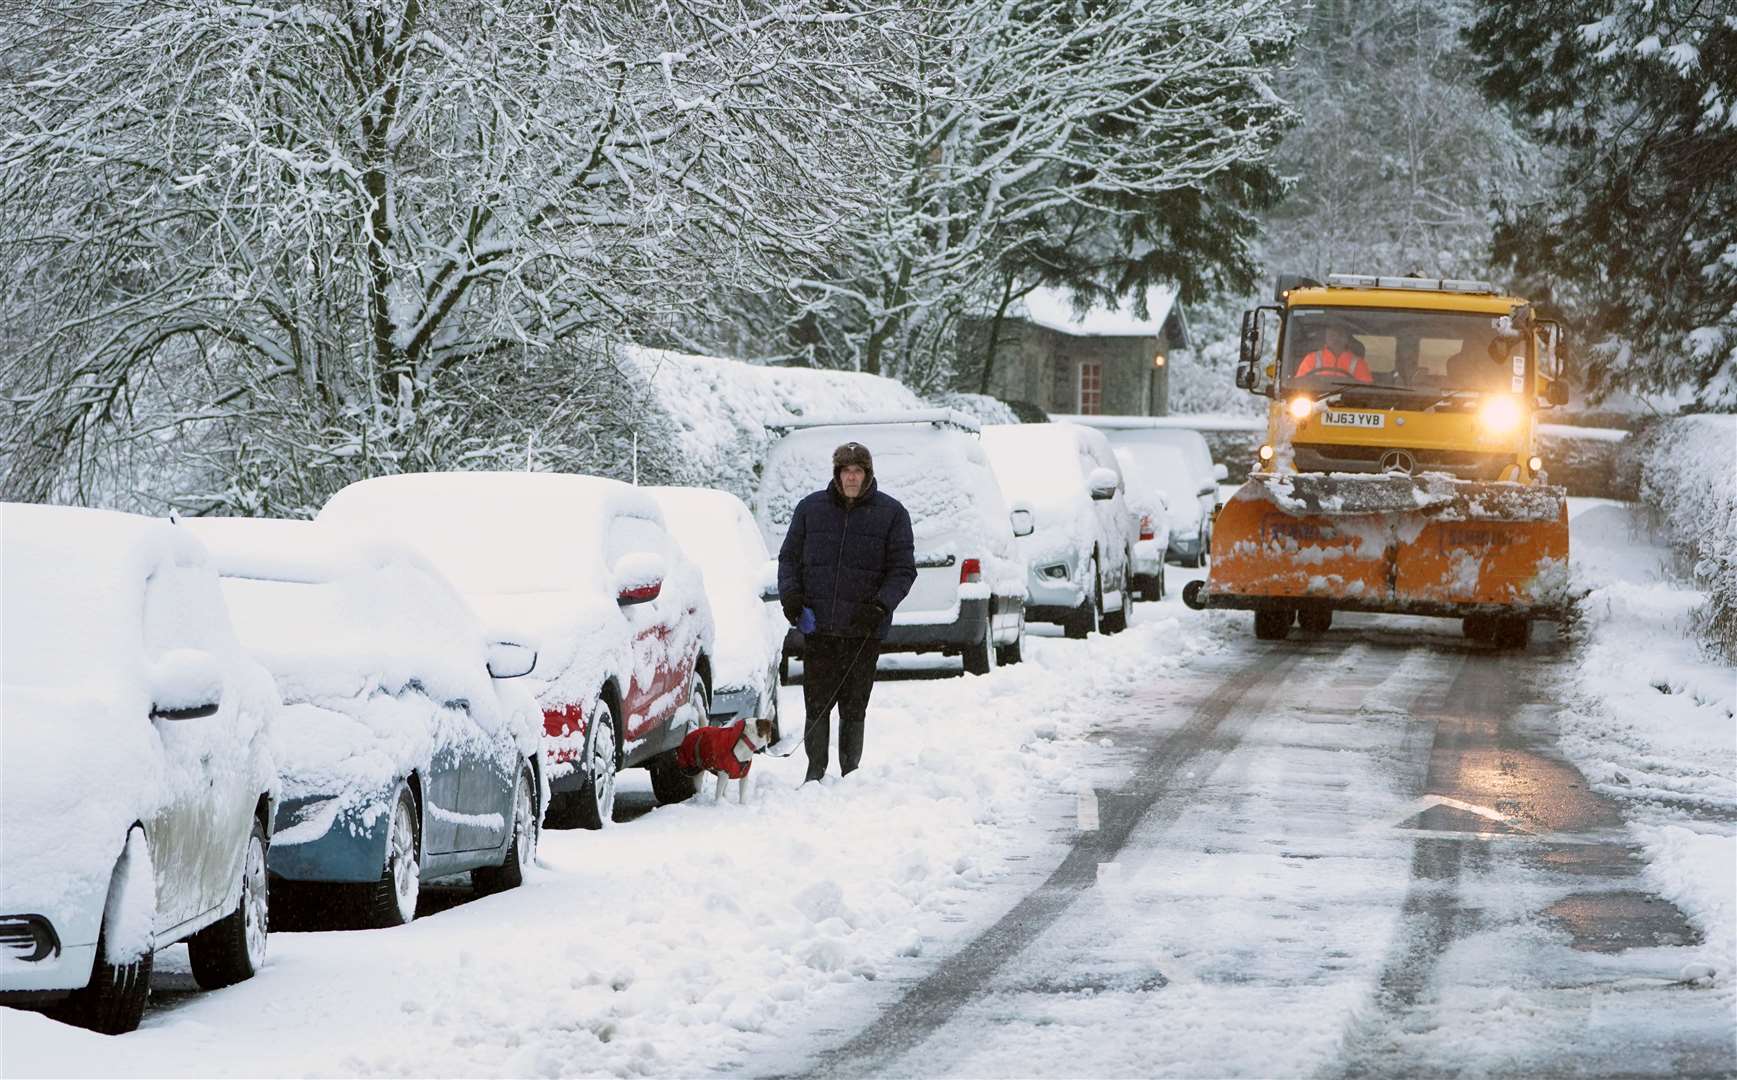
left=1213, top=463, right=1229, bottom=482
left=148, top=648, right=222, bottom=721
left=1009, top=506, right=1035, bottom=538
left=758, top=558, right=781, bottom=603
left=1087, top=467, right=1119, bottom=501
left=614, top=552, right=666, bottom=607
left=486, top=641, right=537, bottom=679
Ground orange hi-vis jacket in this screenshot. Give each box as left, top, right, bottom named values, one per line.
left=1295, top=347, right=1372, bottom=383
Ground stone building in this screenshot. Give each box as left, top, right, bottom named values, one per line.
left=958, top=285, right=1191, bottom=416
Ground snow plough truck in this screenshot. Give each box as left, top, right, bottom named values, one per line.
left=1182, top=274, right=1572, bottom=648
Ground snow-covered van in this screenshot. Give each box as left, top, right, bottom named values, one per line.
left=182, top=518, right=544, bottom=928
left=981, top=422, right=1140, bottom=637
left=754, top=411, right=1029, bottom=674
left=0, top=505, right=279, bottom=1034
left=318, top=473, right=715, bottom=831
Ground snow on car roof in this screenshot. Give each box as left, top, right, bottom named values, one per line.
left=318, top=471, right=663, bottom=595
left=179, top=516, right=438, bottom=584
left=182, top=516, right=493, bottom=706
left=979, top=423, right=1098, bottom=509
left=1, top=503, right=207, bottom=689
left=755, top=422, right=1011, bottom=549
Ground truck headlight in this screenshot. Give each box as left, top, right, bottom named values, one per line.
left=1477, top=395, right=1524, bottom=435
left=1287, top=395, right=1313, bottom=421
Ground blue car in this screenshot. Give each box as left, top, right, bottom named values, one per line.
left=185, top=519, right=545, bottom=928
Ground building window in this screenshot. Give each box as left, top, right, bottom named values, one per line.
left=1078, top=360, right=1103, bottom=415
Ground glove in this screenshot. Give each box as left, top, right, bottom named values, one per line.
left=782, top=597, right=804, bottom=627
left=848, top=601, right=888, bottom=635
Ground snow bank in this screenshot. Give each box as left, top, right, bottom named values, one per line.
left=1626, top=415, right=1737, bottom=661
left=1560, top=498, right=1736, bottom=991
left=628, top=346, right=923, bottom=502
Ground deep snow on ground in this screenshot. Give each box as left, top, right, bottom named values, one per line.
left=5, top=499, right=1731, bottom=1078
left=1, top=588, right=1240, bottom=1078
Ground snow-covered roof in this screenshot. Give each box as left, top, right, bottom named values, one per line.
left=1009, top=284, right=1182, bottom=339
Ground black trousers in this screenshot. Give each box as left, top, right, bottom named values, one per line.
left=802, top=634, right=880, bottom=780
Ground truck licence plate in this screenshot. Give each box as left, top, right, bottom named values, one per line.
left=1322, top=411, right=1385, bottom=429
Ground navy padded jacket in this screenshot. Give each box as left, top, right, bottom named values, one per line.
left=777, top=479, right=916, bottom=639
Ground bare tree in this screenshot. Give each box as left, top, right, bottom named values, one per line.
left=0, top=0, right=894, bottom=508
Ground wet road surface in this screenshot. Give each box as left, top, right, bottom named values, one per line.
left=777, top=613, right=1734, bottom=1079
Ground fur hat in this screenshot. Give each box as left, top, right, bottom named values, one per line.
left=832, top=441, right=874, bottom=480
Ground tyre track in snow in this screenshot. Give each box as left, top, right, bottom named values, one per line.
left=788, top=648, right=1306, bottom=1080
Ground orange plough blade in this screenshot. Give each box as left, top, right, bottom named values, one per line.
left=1203, top=473, right=1571, bottom=619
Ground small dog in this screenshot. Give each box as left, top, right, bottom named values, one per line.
left=674, top=718, right=775, bottom=804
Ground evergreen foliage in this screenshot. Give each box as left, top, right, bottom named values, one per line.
left=1467, top=0, right=1737, bottom=408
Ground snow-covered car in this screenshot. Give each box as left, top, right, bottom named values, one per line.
left=980, top=422, right=1139, bottom=637
left=1110, top=447, right=1173, bottom=601
left=1098, top=426, right=1228, bottom=567
left=1112, top=440, right=1207, bottom=570
left=0, top=505, right=278, bottom=1034
left=646, top=487, right=786, bottom=737
left=754, top=411, right=1029, bottom=674
left=182, top=518, right=544, bottom=928
left=318, top=473, right=715, bottom=831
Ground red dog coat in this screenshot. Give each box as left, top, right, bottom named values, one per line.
left=675, top=721, right=754, bottom=780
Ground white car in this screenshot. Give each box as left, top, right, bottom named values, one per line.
left=182, top=518, right=544, bottom=928
left=1110, top=447, right=1174, bottom=601
left=646, top=486, right=786, bottom=737
left=980, top=422, right=1140, bottom=637
left=319, top=473, right=715, bottom=831
left=0, top=505, right=279, bottom=1034
left=1097, top=426, right=1228, bottom=567
left=754, top=411, right=1029, bottom=674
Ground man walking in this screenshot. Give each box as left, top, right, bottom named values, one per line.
left=777, top=441, right=916, bottom=783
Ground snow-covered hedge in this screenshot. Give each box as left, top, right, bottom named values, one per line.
left=1627, top=415, right=1737, bottom=661
left=629, top=346, right=925, bottom=502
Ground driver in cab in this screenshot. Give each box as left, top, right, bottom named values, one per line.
left=1293, top=320, right=1372, bottom=384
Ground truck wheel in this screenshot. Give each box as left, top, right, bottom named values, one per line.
left=188, top=817, right=268, bottom=988
left=1492, top=617, right=1531, bottom=650
left=1299, top=608, right=1333, bottom=633
left=1254, top=608, right=1292, bottom=640
left=1462, top=614, right=1495, bottom=642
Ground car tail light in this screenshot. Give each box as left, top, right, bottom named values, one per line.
left=1139, top=515, right=1155, bottom=541
left=959, top=558, right=982, bottom=584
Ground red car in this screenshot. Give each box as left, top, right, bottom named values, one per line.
left=319, top=473, right=716, bottom=829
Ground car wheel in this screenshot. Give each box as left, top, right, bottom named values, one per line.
left=570, top=695, right=620, bottom=828
left=474, top=764, right=538, bottom=894
left=1254, top=608, right=1292, bottom=641
left=996, top=611, right=1026, bottom=666
left=962, top=617, right=995, bottom=676
left=1298, top=607, right=1333, bottom=634
left=651, top=673, right=706, bottom=805
left=1065, top=559, right=1102, bottom=639
left=359, top=783, right=420, bottom=928
left=59, top=832, right=154, bottom=1035
left=188, top=816, right=268, bottom=989
left=1102, top=559, right=1129, bottom=634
